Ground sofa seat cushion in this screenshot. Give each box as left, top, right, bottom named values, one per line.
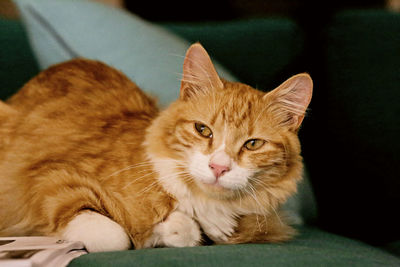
left=69, top=227, right=400, bottom=266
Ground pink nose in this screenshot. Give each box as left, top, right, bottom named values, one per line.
left=209, top=163, right=230, bottom=178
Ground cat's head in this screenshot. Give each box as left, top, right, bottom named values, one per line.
left=146, top=43, right=312, bottom=205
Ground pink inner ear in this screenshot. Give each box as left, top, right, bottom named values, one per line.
left=180, top=43, right=223, bottom=99
left=290, top=75, right=313, bottom=109
left=278, top=74, right=313, bottom=112
left=265, top=73, right=313, bottom=130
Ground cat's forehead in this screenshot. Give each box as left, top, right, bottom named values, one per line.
left=179, top=81, right=276, bottom=134
left=209, top=82, right=266, bottom=124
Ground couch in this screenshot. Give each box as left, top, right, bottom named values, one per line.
left=0, top=0, right=399, bottom=265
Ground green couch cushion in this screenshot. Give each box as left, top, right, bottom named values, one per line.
left=383, top=240, right=400, bottom=258
left=0, top=18, right=39, bottom=100
left=302, top=10, right=400, bottom=244
left=69, top=227, right=400, bottom=266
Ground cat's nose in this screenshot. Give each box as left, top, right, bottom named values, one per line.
left=209, top=163, right=230, bottom=178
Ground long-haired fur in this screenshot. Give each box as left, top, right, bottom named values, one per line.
left=0, top=44, right=312, bottom=248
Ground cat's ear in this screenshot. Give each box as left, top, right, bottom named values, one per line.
left=264, top=73, right=313, bottom=131
left=180, top=43, right=224, bottom=100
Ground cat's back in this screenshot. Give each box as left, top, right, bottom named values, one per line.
left=7, top=59, right=158, bottom=121
left=0, top=58, right=159, bottom=183
left=0, top=59, right=159, bottom=177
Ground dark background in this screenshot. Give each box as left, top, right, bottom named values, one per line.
left=126, top=0, right=386, bottom=22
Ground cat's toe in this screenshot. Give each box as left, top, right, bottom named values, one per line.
left=152, top=211, right=201, bottom=247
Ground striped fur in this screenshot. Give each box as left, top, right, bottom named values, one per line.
left=0, top=44, right=312, bottom=250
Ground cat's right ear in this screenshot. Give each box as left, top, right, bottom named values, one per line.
left=180, top=43, right=223, bottom=100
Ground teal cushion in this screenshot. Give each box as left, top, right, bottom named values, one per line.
left=302, top=10, right=400, bottom=244
left=13, top=0, right=235, bottom=107
left=0, top=18, right=39, bottom=100
left=69, top=227, right=400, bottom=266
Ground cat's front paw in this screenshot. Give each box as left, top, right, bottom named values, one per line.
left=62, top=211, right=131, bottom=252
left=146, top=211, right=201, bottom=248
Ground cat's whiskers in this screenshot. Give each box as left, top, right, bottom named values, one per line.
left=134, top=171, right=192, bottom=197
left=105, top=161, right=155, bottom=179
left=250, top=177, right=280, bottom=199
left=122, top=170, right=160, bottom=190
left=249, top=177, right=284, bottom=226
left=269, top=201, right=284, bottom=226
left=106, top=158, right=186, bottom=179
left=236, top=188, right=243, bottom=208
left=247, top=184, right=268, bottom=218
left=240, top=187, right=263, bottom=231
left=121, top=160, right=188, bottom=190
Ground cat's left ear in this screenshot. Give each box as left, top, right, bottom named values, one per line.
left=180, top=43, right=224, bottom=100
left=264, top=73, right=313, bottom=131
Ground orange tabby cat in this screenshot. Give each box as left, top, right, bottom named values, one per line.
left=0, top=43, right=312, bottom=252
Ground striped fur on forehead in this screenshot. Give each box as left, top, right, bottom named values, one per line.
left=193, top=81, right=267, bottom=134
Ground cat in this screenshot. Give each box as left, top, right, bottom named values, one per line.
left=0, top=43, right=312, bottom=252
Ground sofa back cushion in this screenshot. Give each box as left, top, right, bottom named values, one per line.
left=302, top=10, right=400, bottom=244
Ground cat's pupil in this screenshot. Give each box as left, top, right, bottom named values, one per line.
left=244, top=139, right=265, bottom=151
left=194, top=123, right=213, bottom=138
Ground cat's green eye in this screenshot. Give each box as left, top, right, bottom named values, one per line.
left=194, top=123, right=213, bottom=138
left=244, top=139, right=265, bottom=151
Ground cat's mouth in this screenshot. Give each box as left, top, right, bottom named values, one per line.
left=195, top=177, right=242, bottom=199
left=196, top=178, right=245, bottom=200
left=201, top=180, right=225, bottom=190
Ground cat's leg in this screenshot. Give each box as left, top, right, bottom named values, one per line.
left=144, top=210, right=201, bottom=248
left=221, top=212, right=296, bottom=244
left=62, top=210, right=131, bottom=252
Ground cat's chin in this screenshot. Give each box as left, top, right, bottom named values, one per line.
left=196, top=180, right=237, bottom=200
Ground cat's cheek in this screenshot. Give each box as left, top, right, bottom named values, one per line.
left=218, top=166, right=252, bottom=190
left=188, top=151, right=216, bottom=185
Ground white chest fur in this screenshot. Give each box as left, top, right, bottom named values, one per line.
left=176, top=194, right=238, bottom=242
left=151, top=159, right=239, bottom=242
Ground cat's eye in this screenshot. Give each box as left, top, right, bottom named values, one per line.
left=244, top=139, right=265, bottom=151
left=194, top=123, right=213, bottom=138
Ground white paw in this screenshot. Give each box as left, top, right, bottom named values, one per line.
left=146, top=211, right=201, bottom=248
left=62, top=211, right=131, bottom=252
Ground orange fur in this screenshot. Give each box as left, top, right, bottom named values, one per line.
left=0, top=44, right=312, bottom=248
left=0, top=59, right=174, bottom=248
